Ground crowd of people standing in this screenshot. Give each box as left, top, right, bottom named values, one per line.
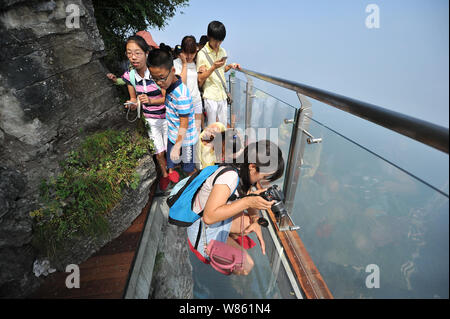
left=106, top=20, right=285, bottom=276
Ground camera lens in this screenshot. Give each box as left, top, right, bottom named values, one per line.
left=271, top=201, right=287, bottom=218
left=257, top=217, right=269, bottom=228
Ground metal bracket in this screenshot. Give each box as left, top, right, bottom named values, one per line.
left=284, top=120, right=322, bottom=144
left=302, top=129, right=322, bottom=144
left=278, top=213, right=301, bottom=232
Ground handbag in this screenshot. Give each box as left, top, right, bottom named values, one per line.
left=202, top=212, right=245, bottom=275
left=202, top=49, right=233, bottom=106
left=206, top=239, right=244, bottom=275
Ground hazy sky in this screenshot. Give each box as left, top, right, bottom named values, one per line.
left=148, top=0, right=449, bottom=191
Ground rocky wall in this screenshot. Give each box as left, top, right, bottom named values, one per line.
left=0, top=0, right=145, bottom=297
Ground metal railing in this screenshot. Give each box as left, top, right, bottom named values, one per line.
left=231, top=67, right=449, bottom=219
left=236, top=67, right=449, bottom=154
left=228, top=68, right=449, bottom=298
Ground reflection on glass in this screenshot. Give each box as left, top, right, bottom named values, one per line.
left=291, top=116, right=449, bottom=298
left=231, top=80, right=296, bottom=191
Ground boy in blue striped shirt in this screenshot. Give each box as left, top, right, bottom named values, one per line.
left=148, top=49, right=198, bottom=182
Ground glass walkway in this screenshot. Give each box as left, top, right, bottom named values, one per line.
left=128, top=67, right=448, bottom=299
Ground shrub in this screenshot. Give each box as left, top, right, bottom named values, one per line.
left=31, top=129, right=153, bottom=258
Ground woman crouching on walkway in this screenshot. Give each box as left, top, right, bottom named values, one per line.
left=187, top=140, right=285, bottom=275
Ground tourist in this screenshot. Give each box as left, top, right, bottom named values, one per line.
left=187, top=140, right=285, bottom=275
left=106, top=30, right=158, bottom=85
left=197, top=35, right=208, bottom=51
left=121, top=35, right=170, bottom=191
left=148, top=49, right=199, bottom=182
left=174, top=36, right=204, bottom=135
left=197, top=21, right=241, bottom=127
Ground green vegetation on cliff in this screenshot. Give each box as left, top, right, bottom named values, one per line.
left=31, top=129, right=153, bottom=258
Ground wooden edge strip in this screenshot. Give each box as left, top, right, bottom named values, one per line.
left=257, top=181, right=333, bottom=299
left=121, top=179, right=158, bottom=298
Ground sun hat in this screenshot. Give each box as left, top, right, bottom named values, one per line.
left=136, top=30, right=159, bottom=49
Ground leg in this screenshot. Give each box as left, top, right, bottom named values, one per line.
left=217, top=99, right=228, bottom=127
left=155, top=152, right=168, bottom=177
left=181, top=144, right=197, bottom=176
left=150, top=119, right=169, bottom=178
left=193, top=100, right=203, bottom=137
left=204, top=99, right=218, bottom=126
left=226, top=235, right=254, bottom=276
left=195, top=113, right=202, bottom=138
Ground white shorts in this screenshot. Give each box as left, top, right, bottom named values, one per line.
left=145, top=117, right=167, bottom=154
left=204, top=98, right=228, bottom=127
left=193, top=99, right=203, bottom=114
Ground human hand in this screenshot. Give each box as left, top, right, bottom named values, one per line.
left=243, top=221, right=266, bottom=255
left=107, top=73, right=117, bottom=83
left=138, top=94, right=150, bottom=105
left=170, top=143, right=181, bottom=162
left=213, top=59, right=226, bottom=70
left=179, top=52, right=187, bottom=64
left=229, top=63, right=241, bottom=70
left=245, top=188, right=275, bottom=211
left=124, top=100, right=137, bottom=110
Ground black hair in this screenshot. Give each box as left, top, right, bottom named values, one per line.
left=207, top=21, right=226, bottom=41
left=173, top=45, right=182, bottom=58
left=126, top=35, right=150, bottom=53
left=181, top=35, right=197, bottom=54
left=147, top=48, right=174, bottom=70
left=199, top=35, right=209, bottom=46
left=235, top=140, right=285, bottom=195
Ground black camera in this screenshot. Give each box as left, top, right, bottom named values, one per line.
left=259, top=185, right=288, bottom=221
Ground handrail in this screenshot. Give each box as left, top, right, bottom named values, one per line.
left=236, top=68, right=449, bottom=154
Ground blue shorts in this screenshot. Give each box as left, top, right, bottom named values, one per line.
left=166, top=140, right=196, bottom=173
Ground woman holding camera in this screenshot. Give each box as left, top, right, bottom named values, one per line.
left=187, top=139, right=285, bottom=275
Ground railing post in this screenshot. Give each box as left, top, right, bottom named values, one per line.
left=282, top=93, right=312, bottom=215
left=244, top=74, right=253, bottom=145
left=228, top=71, right=236, bottom=128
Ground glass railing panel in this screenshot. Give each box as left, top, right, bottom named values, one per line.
left=229, top=77, right=247, bottom=132
left=289, top=111, right=449, bottom=298
left=229, top=80, right=297, bottom=192
left=190, top=79, right=292, bottom=299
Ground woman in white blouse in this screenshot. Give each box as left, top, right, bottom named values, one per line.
left=173, top=35, right=204, bottom=135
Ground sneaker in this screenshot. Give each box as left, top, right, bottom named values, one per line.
left=168, top=170, right=180, bottom=183
left=159, top=176, right=170, bottom=191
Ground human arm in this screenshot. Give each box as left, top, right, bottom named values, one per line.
left=179, top=53, right=188, bottom=84
left=202, top=183, right=274, bottom=225
left=197, top=50, right=226, bottom=87
left=138, top=88, right=166, bottom=105
left=225, top=63, right=241, bottom=73
left=125, top=85, right=138, bottom=110
left=170, top=116, right=189, bottom=161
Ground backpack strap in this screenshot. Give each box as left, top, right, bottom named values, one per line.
left=129, top=68, right=137, bottom=91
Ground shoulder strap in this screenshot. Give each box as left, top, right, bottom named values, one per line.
left=128, top=68, right=141, bottom=119
left=201, top=48, right=228, bottom=92
left=129, top=69, right=137, bottom=91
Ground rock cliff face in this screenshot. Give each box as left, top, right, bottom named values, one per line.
left=0, top=0, right=148, bottom=297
